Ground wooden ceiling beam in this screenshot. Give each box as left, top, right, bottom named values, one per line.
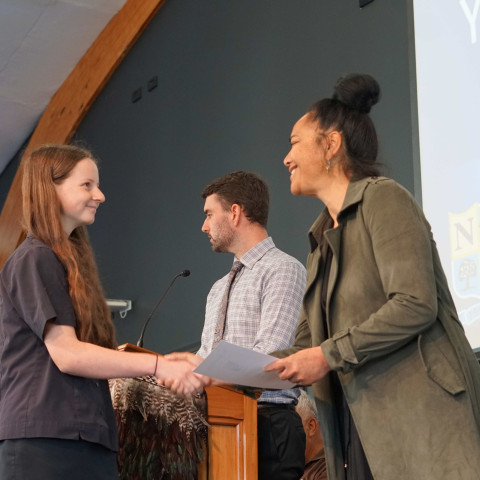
left=0, top=0, right=167, bottom=268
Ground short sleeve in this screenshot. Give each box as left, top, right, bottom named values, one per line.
left=6, top=244, right=77, bottom=339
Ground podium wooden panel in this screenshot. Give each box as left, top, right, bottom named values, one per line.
left=198, top=385, right=257, bottom=480
left=117, top=344, right=257, bottom=480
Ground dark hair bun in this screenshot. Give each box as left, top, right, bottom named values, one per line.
left=332, top=73, right=380, bottom=114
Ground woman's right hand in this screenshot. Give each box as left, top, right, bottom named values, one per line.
left=264, top=346, right=332, bottom=385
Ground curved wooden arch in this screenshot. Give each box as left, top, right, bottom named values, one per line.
left=0, top=0, right=167, bottom=268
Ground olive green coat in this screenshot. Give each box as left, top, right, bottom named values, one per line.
left=276, top=177, right=480, bottom=479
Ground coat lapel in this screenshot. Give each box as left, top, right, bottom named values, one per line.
left=304, top=177, right=376, bottom=332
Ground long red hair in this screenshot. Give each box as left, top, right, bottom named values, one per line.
left=22, top=144, right=116, bottom=348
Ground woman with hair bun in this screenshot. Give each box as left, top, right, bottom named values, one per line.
left=266, top=74, right=480, bottom=479
left=0, top=144, right=207, bottom=479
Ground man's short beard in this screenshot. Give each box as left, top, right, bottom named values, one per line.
left=212, top=243, right=230, bottom=253
left=210, top=228, right=235, bottom=253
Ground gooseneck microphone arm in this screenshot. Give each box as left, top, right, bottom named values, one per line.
left=136, top=269, right=190, bottom=348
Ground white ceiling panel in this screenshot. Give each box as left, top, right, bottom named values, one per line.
left=0, top=0, right=127, bottom=176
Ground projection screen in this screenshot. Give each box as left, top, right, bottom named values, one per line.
left=413, top=0, right=480, bottom=350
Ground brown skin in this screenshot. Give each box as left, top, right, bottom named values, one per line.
left=265, top=113, right=354, bottom=385
left=265, top=346, right=331, bottom=386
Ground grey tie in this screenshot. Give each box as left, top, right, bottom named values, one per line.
left=212, top=261, right=244, bottom=348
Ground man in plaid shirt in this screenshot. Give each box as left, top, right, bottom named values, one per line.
left=197, top=171, right=307, bottom=480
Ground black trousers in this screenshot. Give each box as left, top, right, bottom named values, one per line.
left=0, top=438, right=118, bottom=480
left=257, top=404, right=306, bottom=480
left=333, top=374, right=374, bottom=480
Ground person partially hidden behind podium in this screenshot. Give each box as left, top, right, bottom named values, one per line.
left=296, top=390, right=327, bottom=480
left=197, top=171, right=307, bottom=479
left=0, top=144, right=207, bottom=480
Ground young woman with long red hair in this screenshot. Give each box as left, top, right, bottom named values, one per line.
left=0, top=144, right=206, bottom=479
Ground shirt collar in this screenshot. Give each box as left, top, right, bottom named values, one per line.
left=236, top=236, right=275, bottom=270
left=306, top=448, right=325, bottom=464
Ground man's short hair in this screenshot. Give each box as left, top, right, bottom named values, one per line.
left=201, top=171, right=269, bottom=227
left=296, top=390, right=319, bottom=423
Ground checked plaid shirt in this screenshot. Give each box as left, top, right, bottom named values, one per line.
left=197, top=237, right=306, bottom=404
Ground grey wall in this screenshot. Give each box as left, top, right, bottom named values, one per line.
left=2, top=0, right=419, bottom=353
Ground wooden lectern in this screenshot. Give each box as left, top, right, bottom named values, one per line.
left=117, top=344, right=258, bottom=480
left=198, top=385, right=257, bottom=480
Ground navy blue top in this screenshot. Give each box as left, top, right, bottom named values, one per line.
left=0, top=236, right=118, bottom=451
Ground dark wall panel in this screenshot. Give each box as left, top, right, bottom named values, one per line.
left=69, top=0, right=415, bottom=352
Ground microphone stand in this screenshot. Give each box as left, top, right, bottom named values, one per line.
left=136, top=270, right=190, bottom=348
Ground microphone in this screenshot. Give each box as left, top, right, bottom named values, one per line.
left=136, top=269, right=191, bottom=348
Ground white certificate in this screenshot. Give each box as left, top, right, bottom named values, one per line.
left=194, top=340, right=295, bottom=389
